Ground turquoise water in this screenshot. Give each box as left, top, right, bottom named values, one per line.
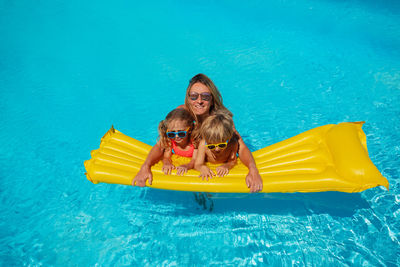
left=1, top=0, right=400, bottom=265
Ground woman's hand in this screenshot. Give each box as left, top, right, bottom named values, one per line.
left=216, top=165, right=229, bottom=177
left=245, top=167, right=263, bottom=193
left=132, top=165, right=153, bottom=187
left=199, top=166, right=215, bottom=181
left=162, top=161, right=175, bottom=175
left=176, top=164, right=189, bottom=176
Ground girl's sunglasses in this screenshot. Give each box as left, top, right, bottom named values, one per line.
left=206, top=140, right=229, bottom=150
left=166, top=127, right=190, bottom=139
left=188, top=92, right=212, bottom=102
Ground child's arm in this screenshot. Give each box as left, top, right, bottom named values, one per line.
left=216, top=148, right=237, bottom=177
left=194, top=140, right=215, bottom=180
left=176, top=149, right=198, bottom=176
left=162, top=148, right=175, bottom=175
left=132, top=141, right=164, bottom=186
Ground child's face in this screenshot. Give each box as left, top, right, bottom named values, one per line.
left=167, top=120, right=190, bottom=145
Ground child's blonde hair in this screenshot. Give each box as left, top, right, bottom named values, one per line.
left=200, top=110, right=234, bottom=143
left=158, top=108, right=195, bottom=149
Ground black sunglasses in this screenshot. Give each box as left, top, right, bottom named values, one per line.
left=188, top=92, right=212, bottom=102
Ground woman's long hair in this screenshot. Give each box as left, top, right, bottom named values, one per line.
left=184, top=74, right=233, bottom=144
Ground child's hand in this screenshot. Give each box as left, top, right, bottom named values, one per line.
left=216, top=165, right=229, bottom=177
left=162, top=162, right=175, bottom=175
left=199, top=166, right=215, bottom=181
left=176, top=164, right=189, bottom=176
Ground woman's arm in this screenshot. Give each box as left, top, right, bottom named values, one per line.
left=236, top=131, right=263, bottom=193
left=194, top=140, right=215, bottom=180
left=132, top=141, right=164, bottom=186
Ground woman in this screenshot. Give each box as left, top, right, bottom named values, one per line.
left=132, top=74, right=263, bottom=193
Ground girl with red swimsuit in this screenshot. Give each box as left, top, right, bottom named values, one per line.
left=158, top=108, right=197, bottom=176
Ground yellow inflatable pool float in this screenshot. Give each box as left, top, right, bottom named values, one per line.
left=84, top=122, right=389, bottom=193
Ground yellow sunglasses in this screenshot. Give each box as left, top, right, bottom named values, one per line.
left=206, top=140, right=229, bottom=150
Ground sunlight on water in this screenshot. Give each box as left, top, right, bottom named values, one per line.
left=0, top=0, right=399, bottom=265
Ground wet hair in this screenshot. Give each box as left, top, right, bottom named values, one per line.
left=184, top=73, right=232, bottom=122
left=158, top=108, right=195, bottom=149
left=200, top=110, right=234, bottom=144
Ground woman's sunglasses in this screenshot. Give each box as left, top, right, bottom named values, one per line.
left=188, top=92, right=212, bottom=102
left=206, top=140, right=229, bottom=150
left=166, top=127, right=190, bottom=139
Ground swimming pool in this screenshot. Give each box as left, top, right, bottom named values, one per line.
left=1, top=0, right=399, bottom=265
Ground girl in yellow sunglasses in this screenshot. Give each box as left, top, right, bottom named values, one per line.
left=194, top=110, right=239, bottom=179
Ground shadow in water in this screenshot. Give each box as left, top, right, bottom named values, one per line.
left=140, top=188, right=372, bottom=217
left=193, top=192, right=214, bottom=212
left=209, top=192, right=370, bottom=217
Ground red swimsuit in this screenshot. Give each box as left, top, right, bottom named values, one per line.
left=171, top=141, right=195, bottom=158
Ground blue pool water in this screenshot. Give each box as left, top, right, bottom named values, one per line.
left=1, top=0, right=400, bottom=265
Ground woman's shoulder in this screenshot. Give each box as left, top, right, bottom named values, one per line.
left=176, top=104, right=187, bottom=110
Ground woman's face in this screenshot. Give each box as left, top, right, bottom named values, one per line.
left=188, top=82, right=212, bottom=116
